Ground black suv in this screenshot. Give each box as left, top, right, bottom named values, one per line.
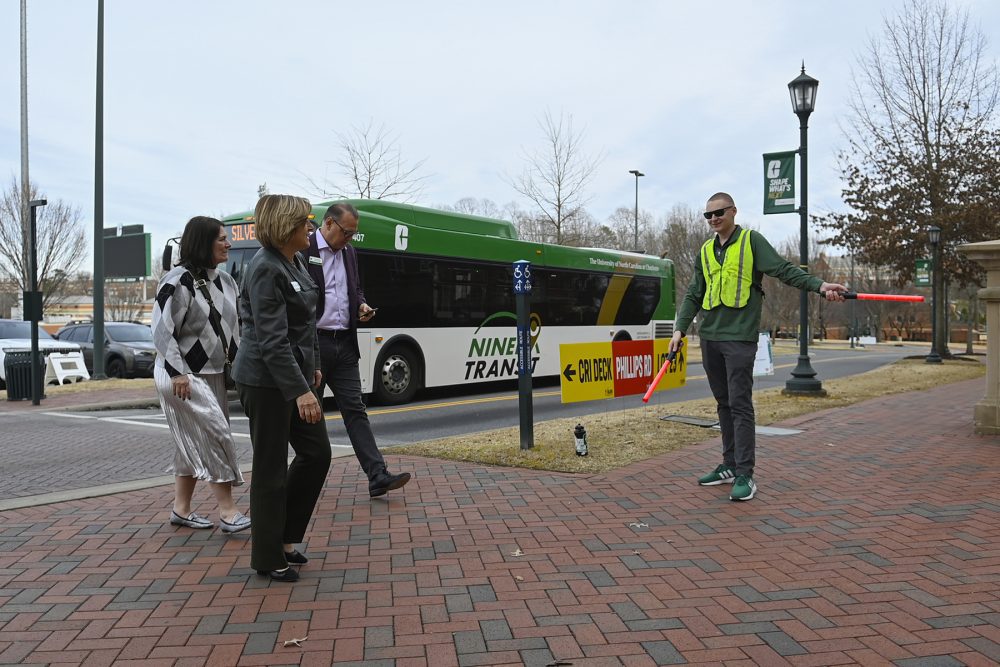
left=55, top=322, right=157, bottom=378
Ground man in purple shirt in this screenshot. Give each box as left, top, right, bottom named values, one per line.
left=305, top=203, right=411, bottom=498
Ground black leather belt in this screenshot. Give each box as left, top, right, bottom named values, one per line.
left=318, top=329, right=350, bottom=339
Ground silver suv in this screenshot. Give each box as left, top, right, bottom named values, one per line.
left=55, top=322, right=156, bottom=379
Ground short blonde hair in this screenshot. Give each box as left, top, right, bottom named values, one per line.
left=707, top=192, right=735, bottom=206
left=254, top=194, right=311, bottom=249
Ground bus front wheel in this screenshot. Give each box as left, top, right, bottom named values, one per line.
left=373, top=345, right=421, bottom=405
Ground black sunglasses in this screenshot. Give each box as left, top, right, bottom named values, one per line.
left=332, top=218, right=357, bottom=238
left=703, top=206, right=734, bottom=220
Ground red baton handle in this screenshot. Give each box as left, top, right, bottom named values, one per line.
left=822, top=290, right=924, bottom=303
left=642, top=349, right=676, bottom=403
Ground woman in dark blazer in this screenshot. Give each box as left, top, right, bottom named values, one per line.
left=232, top=194, right=331, bottom=583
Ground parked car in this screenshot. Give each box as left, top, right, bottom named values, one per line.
left=55, top=321, right=156, bottom=379
left=0, top=319, right=85, bottom=390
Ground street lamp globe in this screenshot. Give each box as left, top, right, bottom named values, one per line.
left=928, top=225, right=941, bottom=245
left=788, top=64, right=819, bottom=116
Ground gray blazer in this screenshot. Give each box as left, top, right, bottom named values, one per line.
left=232, top=246, right=321, bottom=401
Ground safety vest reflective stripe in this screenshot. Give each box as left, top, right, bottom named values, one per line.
left=734, top=229, right=749, bottom=302
left=701, top=242, right=716, bottom=310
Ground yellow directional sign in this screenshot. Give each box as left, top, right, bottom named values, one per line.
left=652, top=338, right=687, bottom=393
left=559, top=342, right=615, bottom=403
left=559, top=339, right=687, bottom=403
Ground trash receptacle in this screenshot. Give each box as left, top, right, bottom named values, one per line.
left=4, top=351, right=34, bottom=401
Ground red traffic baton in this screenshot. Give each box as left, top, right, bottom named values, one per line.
left=642, top=349, right=676, bottom=403
left=822, top=290, right=924, bottom=302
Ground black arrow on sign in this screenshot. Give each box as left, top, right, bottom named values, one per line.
left=563, top=364, right=576, bottom=381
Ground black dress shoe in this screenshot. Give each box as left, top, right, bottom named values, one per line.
left=283, top=550, right=308, bottom=564
left=369, top=471, right=411, bottom=497
left=256, top=567, right=299, bottom=582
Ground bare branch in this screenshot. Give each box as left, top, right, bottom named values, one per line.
left=819, top=0, right=999, bottom=291
left=304, top=119, right=429, bottom=202
left=0, top=177, right=88, bottom=308
left=506, top=110, right=604, bottom=245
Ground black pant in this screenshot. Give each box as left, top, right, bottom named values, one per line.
left=701, top=339, right=757, bottom=477
left=239, top=384, right=331, bottom=572
left=318, top=335, right=386, bottom=481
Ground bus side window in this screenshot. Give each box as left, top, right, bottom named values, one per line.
left=358, top=253, right=434, bottom=327
left=615, top=276, right=660, bottom=325
left=542, top=269, right=608, bottom=326
left=480, top=265, right=513, bottom=328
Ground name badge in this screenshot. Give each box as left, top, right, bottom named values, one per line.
left=308, top=256, right=323, bottom=265
left=290, top=281, right=302, bottom=292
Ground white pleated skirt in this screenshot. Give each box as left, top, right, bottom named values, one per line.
left=154, top=365, right=244, bottom=485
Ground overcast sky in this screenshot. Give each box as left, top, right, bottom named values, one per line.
left=2, top=0, right=998, bottom=269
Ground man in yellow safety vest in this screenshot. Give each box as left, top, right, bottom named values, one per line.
left=668, top=193, right=847, bottom=501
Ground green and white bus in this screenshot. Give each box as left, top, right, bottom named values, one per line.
left=206, top=200, right=676, bottom=404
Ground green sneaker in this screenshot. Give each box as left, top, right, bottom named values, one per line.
left=730, top=475, right=757, bottom=501
left=698, top=464, right=736, bottom=486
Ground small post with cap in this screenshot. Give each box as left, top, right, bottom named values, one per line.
left=513, top=260, right=534, bottom=449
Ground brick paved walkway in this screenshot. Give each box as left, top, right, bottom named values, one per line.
left=1, top=378, right=998, bottom=666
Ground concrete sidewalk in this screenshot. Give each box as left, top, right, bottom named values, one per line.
left=0, top=382, right=161, bottom=413
left=1, top=378, right=998, bottom=666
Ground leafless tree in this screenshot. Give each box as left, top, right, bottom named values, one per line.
left=0, top=178, right=88, bottom=308
left=442, top=197, right=507, bottom=220
left=510, top=209, right=547, bottom=243
left=604, top=206, right=657, bottom=252
left=508, top=111, right=603, bottom=245
left=651, top=204, right=707, bottom=307
left=818, top=0, right=999, bottom=357
left=105, top=257, right=166, bottom=323
left=514, top=206, right=602, bottom=247
left=0, top=278, right=18, bottom=318
left=104, top=280, right=147, bottom=322
left=306, top=120, right=428, bottom=202
left=760, top=237, right=807, bottom=339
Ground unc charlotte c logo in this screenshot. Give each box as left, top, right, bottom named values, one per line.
left=395, top=224, right=408, bottom=251
left=767, top=160, right=781, bottom=179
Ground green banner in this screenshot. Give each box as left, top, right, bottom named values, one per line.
left=915, top=259, right=930, bottom=286
left=763, top=151, right=797, bottom=214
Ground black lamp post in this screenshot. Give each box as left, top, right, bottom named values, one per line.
left=926, top=226, right=942, bottom=363
left=27, top=199, right=47, bottom=405
left=628, top=169, right=644, bottom=250
left=784, top=64, right=824, bottom=396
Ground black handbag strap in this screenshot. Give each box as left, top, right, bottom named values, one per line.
left=192, top=270, right=231, bottom=365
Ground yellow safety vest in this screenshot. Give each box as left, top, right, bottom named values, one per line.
left=700, top=228, right=754, bottom=309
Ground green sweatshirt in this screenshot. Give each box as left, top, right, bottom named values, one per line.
left=675, top=226, right=823, bottom=342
